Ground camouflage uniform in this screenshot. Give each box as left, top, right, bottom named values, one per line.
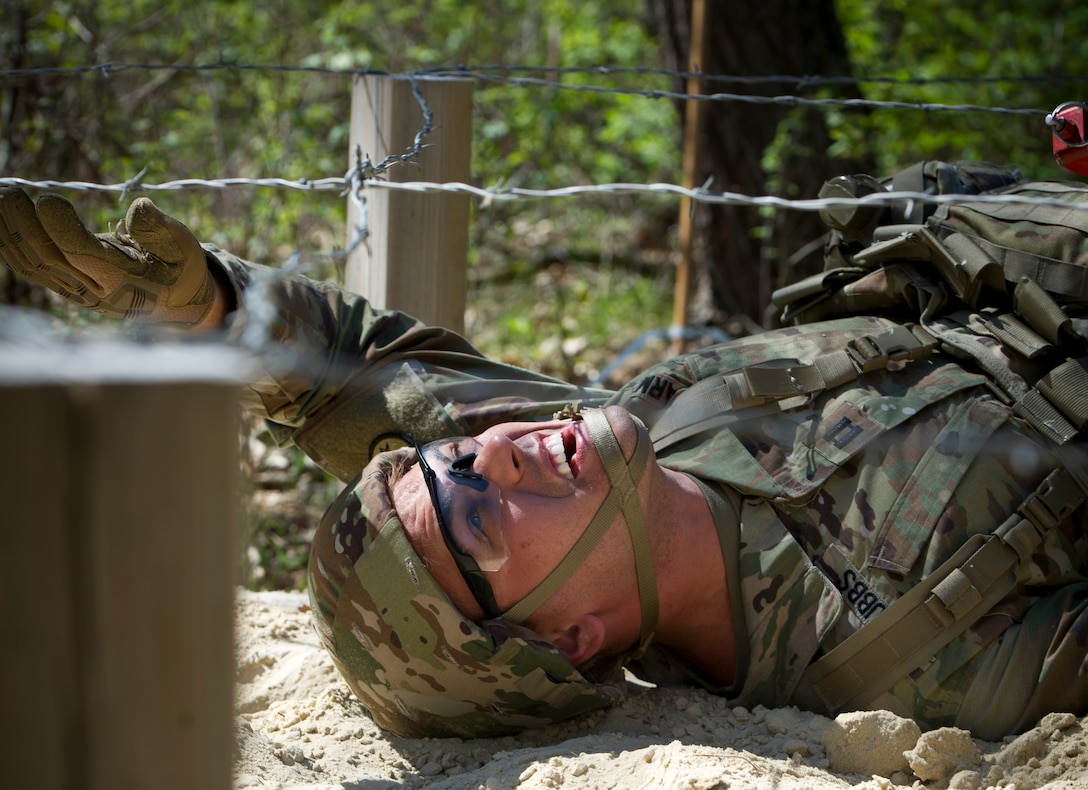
left=612, top=317, right=1087, bottom=740
left=210, top=251, right=1087, bottom=740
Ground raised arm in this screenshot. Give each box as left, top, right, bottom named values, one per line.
left=0, top=187, right=231, bottom=328
left=0, top=188, right=613, bottom=480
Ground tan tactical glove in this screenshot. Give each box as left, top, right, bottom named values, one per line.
left=0, top=187, right=216, bottom=325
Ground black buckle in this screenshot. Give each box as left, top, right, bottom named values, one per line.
left=1020, top=469, right=1083, bottom=534
left=846, top=325, right=928, bottom=373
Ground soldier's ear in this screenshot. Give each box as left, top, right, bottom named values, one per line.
left=549, top=614, right=606, bottom=667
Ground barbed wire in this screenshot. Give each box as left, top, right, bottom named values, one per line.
left=5, top=174, right=1087, bottom=214
left=422, top=64, right=1088, bottom=89
left=5, top=59, right=1081, bottom=213
left=6, top=61, right=1087, bottom=87
left=423, top=68, right=1051, bottom=117
left=3, top=61, right=1083, bottom=117
left=341, top=74, right=436, bottom=256
left=5, top=57, right=1086, bottom=248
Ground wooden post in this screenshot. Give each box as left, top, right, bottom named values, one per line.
left=346, top=75, right=473, bottom=334
left=671, top=0, right=709, bottom=356
left=0, top=340, right=245, bottom=790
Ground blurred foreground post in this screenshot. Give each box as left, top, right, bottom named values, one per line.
left=346, top=74, right=473, bottom=334
left=0, top=334, right=246, bottom=790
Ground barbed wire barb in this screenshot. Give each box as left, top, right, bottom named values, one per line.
left=118, top=167, right=148, bottom=204
left=343, top=144, right=372, bottom=259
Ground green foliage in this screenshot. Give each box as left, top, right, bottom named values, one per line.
left=239, top=423, right=342, bottom=591
left=467, top=201, right=676, bottom=383
left=4, top=0, right=678, bottom=298
left=834, top=0, right=1088, bottom=180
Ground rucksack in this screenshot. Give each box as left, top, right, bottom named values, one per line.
left=772, top=160, right=1088, bottom=446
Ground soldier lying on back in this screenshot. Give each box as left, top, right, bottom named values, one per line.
left=1, top=182, right=1084, bottom=740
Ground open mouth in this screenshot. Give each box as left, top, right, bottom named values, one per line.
left=543, top=425, right=579, bottom=480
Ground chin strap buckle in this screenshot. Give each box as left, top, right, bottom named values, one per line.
left=554, top=402, right=586, bottom=421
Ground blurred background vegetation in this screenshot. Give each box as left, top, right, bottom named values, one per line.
left=3, top=0, right=1086, bottom=588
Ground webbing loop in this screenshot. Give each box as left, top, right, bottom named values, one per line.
left=977, top=311, right=1053, bottom=360
left=1036, top=357, right=1088, bottom=431
left=928, top=568, right=983, bottom=625
left=928, top=229, right=1006, bottom=307
left=1013, top=390, right=1080, bottom=446
left=1014, top=277, right=1073, bottom=347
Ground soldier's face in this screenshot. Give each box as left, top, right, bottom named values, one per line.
left=393, top=405, right=642, bottom=620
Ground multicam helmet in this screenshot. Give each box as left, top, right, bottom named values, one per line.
left=307, top=442, right=630, bottom=738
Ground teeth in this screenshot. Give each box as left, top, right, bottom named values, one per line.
left=544, top=433, right=573, bottom=480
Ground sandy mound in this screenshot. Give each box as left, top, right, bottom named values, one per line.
left=233, top=590, right=1088, bottom=790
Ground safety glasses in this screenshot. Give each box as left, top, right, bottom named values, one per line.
left=414, top=439, right=509, bottom=619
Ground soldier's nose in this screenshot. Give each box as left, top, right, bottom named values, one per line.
left=473, top=434, right=523, bottom=488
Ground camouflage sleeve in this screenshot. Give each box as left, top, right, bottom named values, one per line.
left=206, top=247, right=613, bottom=481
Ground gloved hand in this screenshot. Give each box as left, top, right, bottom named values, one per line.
left=0, top=187, right=217, bottom=325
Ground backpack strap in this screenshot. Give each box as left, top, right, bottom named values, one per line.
left=649, top=323, right=937, bottom=450
left=794, top=460, right=1087, bottom=715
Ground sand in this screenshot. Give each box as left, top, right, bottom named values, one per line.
left=233, top=590, right=1088, bottom=790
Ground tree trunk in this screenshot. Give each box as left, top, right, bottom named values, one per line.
left=647, top=0, right=872, bottom=328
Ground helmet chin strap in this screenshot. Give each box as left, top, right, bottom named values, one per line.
left=501, top=408, right=659, bottom=658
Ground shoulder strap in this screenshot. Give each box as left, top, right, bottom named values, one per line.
left=794, top=461, right=1087, bottom=715
left=649, top=323, right=936, bottom=450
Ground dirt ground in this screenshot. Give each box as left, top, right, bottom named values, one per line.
left=233, top=590, right=1088, bottom=790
